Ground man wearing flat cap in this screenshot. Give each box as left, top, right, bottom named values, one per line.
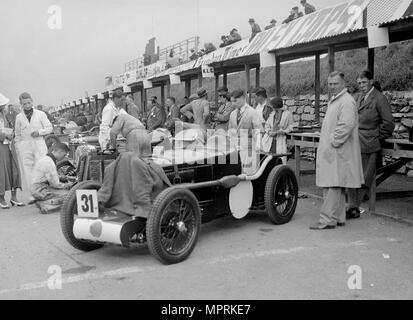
left=219, top=35, right=230, bottom=48
left=301, top=0, right=316, bottom=15
left=283, top=7, right=304, bottom=24
left=248, top=18, right=262, bottom=42
left=228, top=89, right=262, bottom=174
left=178, top=87, right=211, bottom=138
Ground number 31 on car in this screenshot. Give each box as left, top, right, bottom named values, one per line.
left=76, top=190, right=99, bottom=218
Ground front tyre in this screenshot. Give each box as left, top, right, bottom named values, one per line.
left=264, top=165, right=298, bottom=225
left=146, top=188, right=201, bottom=265
left=60, top=180, right=104, bottom=251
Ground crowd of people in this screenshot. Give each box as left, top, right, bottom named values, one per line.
left=218, top=0, right=316, bottom=48
left=0, top=64, right=395, bottom=227
left=0, top=1, right=395, bottom=228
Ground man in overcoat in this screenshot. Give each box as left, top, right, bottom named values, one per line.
left=311, top=72, right=364, bottom=230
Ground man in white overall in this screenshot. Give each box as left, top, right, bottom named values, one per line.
left=14, top=92, right=53, bottom=203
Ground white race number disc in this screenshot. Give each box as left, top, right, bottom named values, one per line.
left=229, top=181, right=253, bottom=219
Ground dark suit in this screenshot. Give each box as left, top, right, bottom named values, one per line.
left=357, top=88, right=394, bottom=154
left=348, top=88, right=395, bottom=209
left=146, top=104, right=166, bottom=131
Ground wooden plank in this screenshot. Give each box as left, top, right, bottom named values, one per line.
left=245, top=64, right=251, bottom=104
left=198, top=72, right=203, bottom=87
left=376, top=190, right=413, bottom=200
left=215, top=74, right=219, bottom=109
left=328, top=45, right=335, bottom=72
left=383, top=138, right=413, bottom=146
left=256, top=67, right=260, bottom=88
left=161, top=84, right=165, bottom=106
left=185, top=79, right=191, bottom=97
left=382, top=149, right=413, bottom=158
left=368, top=48, right=375, bottom=76
left=295, top=145, right=301, bottom=186
left=376, top=158, right=410, bottom=186
left=315, top=53, right=321, bottom=123
left=166, top=81, right=171, bottom=98
left=142, top=88, right=147, bottom=114
left=275, top=56, right=281, bottom=96
left=292, top=141, right=320, bottom=148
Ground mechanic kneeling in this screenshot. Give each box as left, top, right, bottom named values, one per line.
left=31, top=142, right=72, bottom=214
left=97, top=134, right=171, bottom=217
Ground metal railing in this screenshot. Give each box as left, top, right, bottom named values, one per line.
left=124, top=36, right=200, bottom=72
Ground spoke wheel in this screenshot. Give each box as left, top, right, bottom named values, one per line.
left=147, top=188, right=201, bottom=265
left=264, top=165, right=298, bottom=225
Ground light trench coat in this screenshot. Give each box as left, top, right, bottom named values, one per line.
left=228, top=104, right=262, bottom=175
left=316, top=89, right=364, bottom=188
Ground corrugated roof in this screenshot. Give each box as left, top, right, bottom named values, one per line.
left=377, top=13, right=413, bottom=26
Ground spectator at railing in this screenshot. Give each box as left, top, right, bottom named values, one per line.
left=143, top=53, right=151, bottom=66
left=219, top=35, right=230, bottom=48
left=300, top=0, right=316, bottom=15
left=265, top=19, right=277, bottom=30
left=283, top=6, right=304, bottom=24
left=248, top=18, right=262, bottom=42
left=189, top=49, right=198, bottom=61
left=228, top=29, right=242, bottom=45
left=204, top=42, right=217, bottom=54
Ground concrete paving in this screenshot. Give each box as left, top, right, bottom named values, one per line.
left=0, top=189, right=412, bottom=300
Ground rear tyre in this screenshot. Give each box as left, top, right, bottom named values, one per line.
left=264, top=165, right=298, bottom=225
left=146, top=188, right=201, bottom=265
left=60, top=180, right=104, bottom=251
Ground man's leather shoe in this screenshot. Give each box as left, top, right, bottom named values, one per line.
left=346, top=208, right=360, bottom=220
left=309, top=223, right=336, bottom=230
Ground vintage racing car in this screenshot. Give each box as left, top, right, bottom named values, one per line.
left=60, top=136, right=299, bottom=265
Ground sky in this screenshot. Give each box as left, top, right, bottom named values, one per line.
left=0, top=0, right=334, bottom=106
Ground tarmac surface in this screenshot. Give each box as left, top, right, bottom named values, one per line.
left=0, top=188, right=412, bottom=300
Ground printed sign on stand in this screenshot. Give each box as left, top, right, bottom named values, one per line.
left=260, top=51, right=276, bottom=68
left=143, top=80, right=153, bottom=89
left=368, top=26, right=389, bottom=48
left=202, top=65, right=214, bottom=78
left=169, top=74, right=181, bottom=85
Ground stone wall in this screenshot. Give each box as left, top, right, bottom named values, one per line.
left=283, top=91, right=413, bottom=129
left=283, top=91, right=413, bottom=177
